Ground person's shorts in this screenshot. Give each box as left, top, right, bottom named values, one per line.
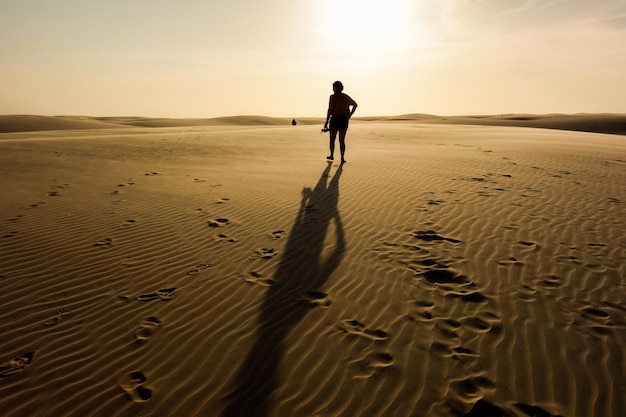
left=330, top=115, right=349, bottom=130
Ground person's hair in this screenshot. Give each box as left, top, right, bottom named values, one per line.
left=333, top=81, right=344, bottom=92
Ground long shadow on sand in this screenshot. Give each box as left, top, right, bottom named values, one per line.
left=220, top=162, right=345, bottom=417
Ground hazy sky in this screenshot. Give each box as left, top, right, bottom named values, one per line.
left=2, top=0, right=625, bottom=117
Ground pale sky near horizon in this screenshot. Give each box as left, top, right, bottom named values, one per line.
left=2, top=0, right=625, bottom=117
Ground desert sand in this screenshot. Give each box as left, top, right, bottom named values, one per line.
left=0, top=116, right=624, bottom=417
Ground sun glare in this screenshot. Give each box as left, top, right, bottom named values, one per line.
left=336, top=0, right=407, bottom=34
left=316, top=0, right=422, bottom=57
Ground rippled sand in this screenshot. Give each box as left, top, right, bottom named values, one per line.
left=1, top=120, right=624, bottom=416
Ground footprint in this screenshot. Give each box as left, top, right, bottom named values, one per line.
left=436, top=320, right=461, bottom=340
left=215, top=233, right=236, bottom=243
left=421, top=269, right=469, bottom=285
left=451, top=346, right=480, bottom=362
left=0, top=351, right=36, bottom=378
left=477, top=190, right=496, bottom=197
left=269, top=230, right=286, bottom=240
left=413, top=230, right=461, bottom=244
left=448, top=377, right=499, bottom=416
left=249, top=248, right=278, bottom=260
left=2, top=231, right=17, bottom=238
left=461, top=313, right=500, bottom=334
left=555, top=255, right=583, bottom=265
left=496, top=256, right=524, bottom=267
left=516, top=241, right=538, bottom=251
left=298, top=290, right=331, bottom=308
left=445, top=290, right=488, bottom=303
left=215, top=198, right=230, bottom=204
left=461, top=291, right=488, bottom=303
left=119, top=371, right=152, bottom=402
left=585, top=263, right=608, bottom=273
left=515, top=285, right=536, bottom=302
left=406, top=299, right=435, bottom=322
left=431, top=341, right=457, bottom=358
left=351, top=351, right=394, bottom=378
left=187, top=263, right=213, bottom=275
left=449, top=377, right=485, bottom=403
left=539, top=275, right=563, bottom=288
left=581, top=306, right=611, bottom=323
left=42, top=308, right=72, bottom=326
left=137, top=288, right=176, bottom=301
left=134, top=316, right=162, bottom=341
left=338, top=319, right=388, bottom=341
left=427, top=199, right=445, bottom=206
left=94, top=238, right=113, bottom=247
left=460, top=399, right=506, bottom=417
left=418, top=258, right=440, bottom=267
left=208, top=218, right=230, bottom=227
left=243, top=271, right=274, bottom=287
left=144, top=172, right=161, bottom=176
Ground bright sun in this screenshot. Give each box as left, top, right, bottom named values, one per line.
left=335, top=0, right=409, bottom=34
left=316, top=0, right=418, bottom=54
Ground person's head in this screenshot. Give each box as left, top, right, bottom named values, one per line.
left=332, top=81, right=343, bottom=93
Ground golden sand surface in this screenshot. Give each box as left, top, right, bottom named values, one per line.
left=0, top=119, right=624, bottom=416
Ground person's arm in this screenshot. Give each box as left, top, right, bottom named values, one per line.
left=324, top=95, right=333, bottom=128
left=347, top=95, right=358, bottom=118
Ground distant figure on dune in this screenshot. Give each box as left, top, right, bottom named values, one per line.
left=292, top=118, right=297, bottom=125
left=323, top=81, right=357, bottom=163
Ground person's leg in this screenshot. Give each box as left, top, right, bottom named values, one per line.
left=328, top=128, right=337, bottom=160
left=338, top=129, right=347, bottom=162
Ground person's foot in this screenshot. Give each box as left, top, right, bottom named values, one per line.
left=341, top=159, right=346, bottom=164
left=326, top=156, right=334, bottom=160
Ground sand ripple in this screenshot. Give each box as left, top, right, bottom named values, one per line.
left=0, top=124, right=624, bottom=416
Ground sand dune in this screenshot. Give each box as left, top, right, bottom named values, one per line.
left=0, top=115, right=324, bottom=134
left=0, top=115, right=131, bottom=133
left=2, top=113, right=625, bottom=136
left=407, top=113, right=626, bottom=136
left=0, top=123, right=624, bottom=417
left=92, top=115, right=318, bottom=128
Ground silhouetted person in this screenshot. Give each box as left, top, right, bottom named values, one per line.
left=323, top=81, right=357, bottom=163
left=291, top=118, right=297, bottom=125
